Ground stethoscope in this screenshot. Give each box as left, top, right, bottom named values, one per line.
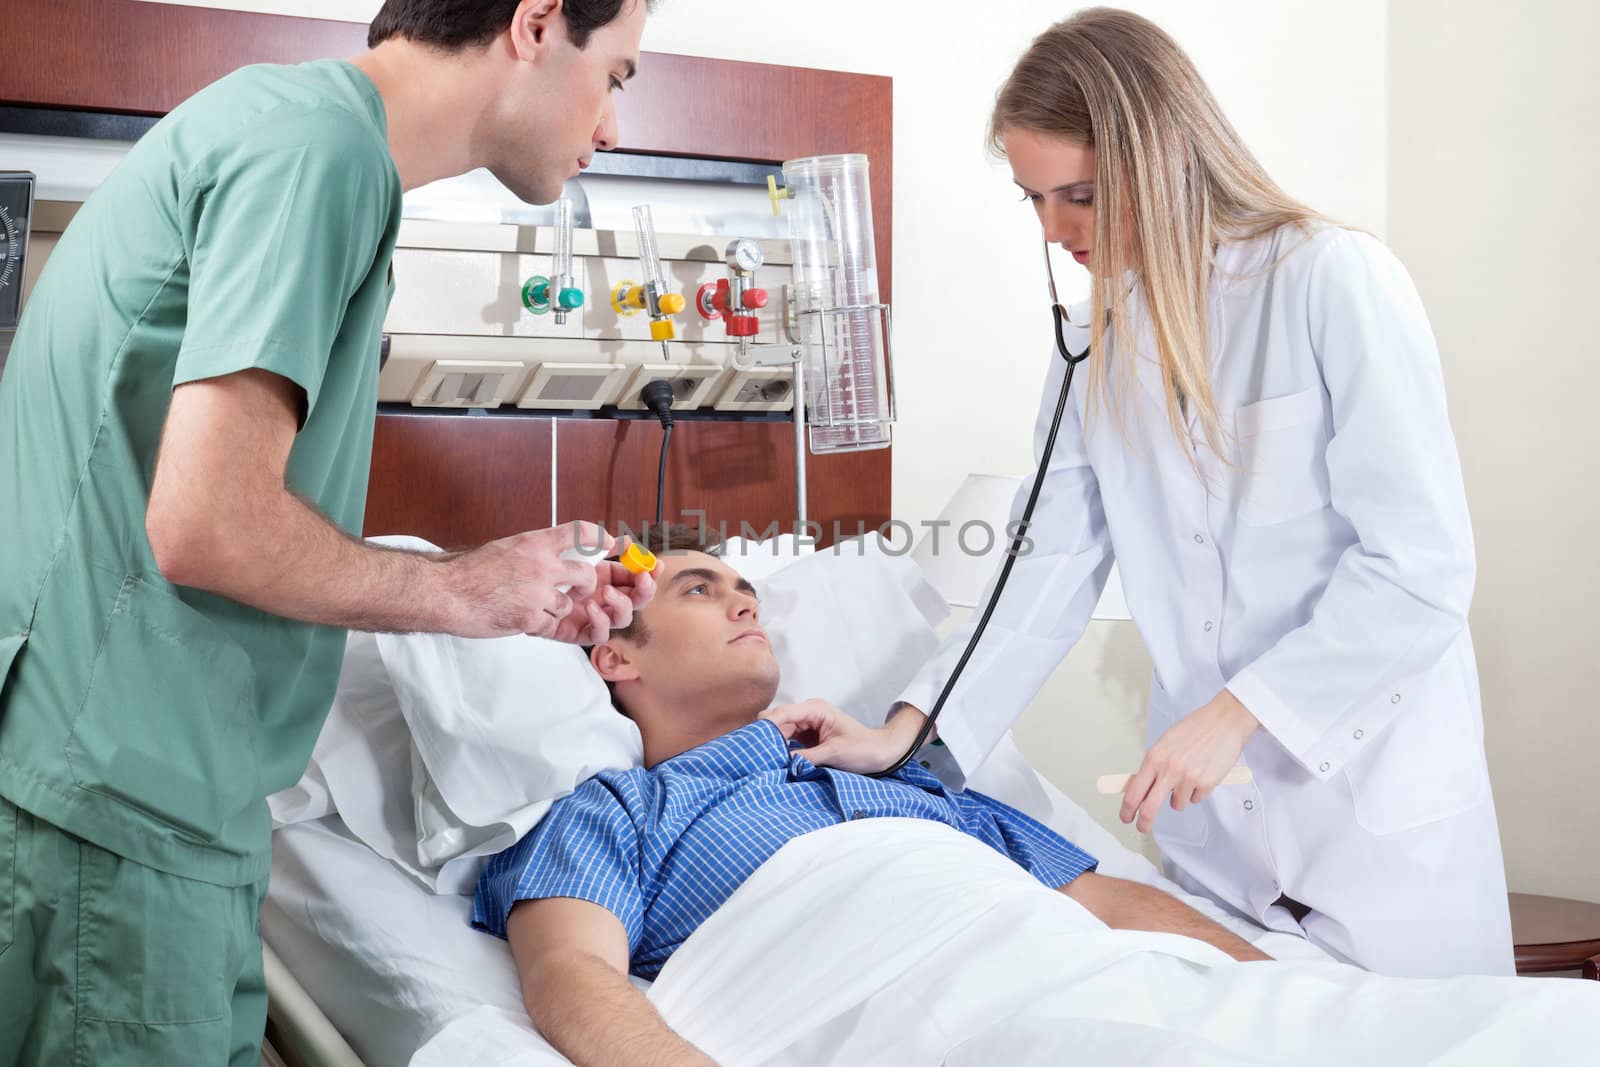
left=873, top=239, right=1093, bottom=779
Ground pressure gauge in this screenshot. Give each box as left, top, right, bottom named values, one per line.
left=0, top=173, right=35, bottom=330
left=726, top=238, right=764, bottom=274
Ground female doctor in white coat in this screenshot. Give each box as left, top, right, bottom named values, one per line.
left=765, top=8, right=1514, bottom=977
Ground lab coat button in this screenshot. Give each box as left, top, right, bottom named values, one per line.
left=1203, top=621, right=1214, bottom=632
left=1391, top=693, right=1402, bottom=704
left=1353, top=729, right=1364, bottom=740
left=1319, top=761, right=1331, bottom=773
left=1243, top=799, right=1254, bottom=811
left=1194, top=533, right=1205, bottom=544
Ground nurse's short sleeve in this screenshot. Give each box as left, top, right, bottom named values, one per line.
left=174, top=108, right=394, bottom=421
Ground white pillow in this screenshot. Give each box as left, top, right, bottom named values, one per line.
left=267, top=627, right=434, bottom=883
left=268, top=535, right=641, bottom=893
left=753, top=537, right=949, bottom=726
left=379, top=628, right=642, bottom=892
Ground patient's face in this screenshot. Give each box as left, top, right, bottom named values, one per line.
left=593, top=551, right=779, bottom=725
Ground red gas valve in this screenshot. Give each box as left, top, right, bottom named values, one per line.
left=696, top=279, right=764, bottom=339
left=696, top=280, right=726, bottom=320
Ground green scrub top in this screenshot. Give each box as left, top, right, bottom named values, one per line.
left=0, top=60, right=402, bottom=886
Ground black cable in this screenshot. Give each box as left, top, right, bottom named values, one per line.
left=655, top=422, right=673, bottom=528
left=640, top=379, right=676, bottom=533
left=871, top=330, right=1091, bottom=780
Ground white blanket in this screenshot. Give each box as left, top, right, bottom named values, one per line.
left=415, top=818, right=1597, bottom=1066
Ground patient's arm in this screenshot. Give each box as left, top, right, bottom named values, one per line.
left=507, top=897, right=717, bottom=1067
left=1061, top=873, right=1271, bottom=963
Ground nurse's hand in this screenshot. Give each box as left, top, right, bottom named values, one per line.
left=760, top=700, right=927, bottom=774
left=548, top=553, right=658, bottom=645
left=1122, top=689, right=1260, bottom=834
left=446, top=522, right=654, bottom=643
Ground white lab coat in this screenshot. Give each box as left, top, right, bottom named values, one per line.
left=898, top=225, right=1514, bottom=977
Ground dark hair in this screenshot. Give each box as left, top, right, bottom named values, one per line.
left=368, top=0, right=649, bottom=51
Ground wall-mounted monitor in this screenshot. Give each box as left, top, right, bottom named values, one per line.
left=1, top=171, right=35, bottom=330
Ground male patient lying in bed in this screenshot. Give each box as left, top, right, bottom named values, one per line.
left=470, top=525, right=1268, bottom=1065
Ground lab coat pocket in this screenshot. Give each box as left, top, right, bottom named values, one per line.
left=65, top=576, right=260, bottom=844
left=1234, top=388, right=1332, bottom=526
left=1154, top=792, right=1210, bottom=848
left=1343, top=660, right=1489, bottom=836
left=1146, top=691, right=1210, bottom=848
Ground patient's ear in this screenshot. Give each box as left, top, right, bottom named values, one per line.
left=590, top=641, right=641, bottom=684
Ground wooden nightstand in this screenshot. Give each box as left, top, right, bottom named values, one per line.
left=1509, top=892, right=1600, bottom=979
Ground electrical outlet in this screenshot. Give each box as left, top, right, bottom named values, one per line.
left=713, top=367, right=795, bottom=412
left=517, top=361, right=629, bottom=410
left=617, top=363, right=724, bottom=411
left=410, top=359, right=526, bottom=408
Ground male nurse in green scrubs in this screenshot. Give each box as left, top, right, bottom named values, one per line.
left=0, top=1, right=657, bottom=1062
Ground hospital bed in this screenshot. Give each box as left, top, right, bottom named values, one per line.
left=260, top=722, right=1599, bottom=1065
left=262, top=783, right=1309, bottom=1065
left=254, top=536, right=1319, bottom=1065
left=259, top=721, right=1328, bottom=1066
left=256, top=539, right=1600, bottom=1066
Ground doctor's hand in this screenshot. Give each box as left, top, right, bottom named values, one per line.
left=548, top=535, right=658, bottom=645
left=1122, top=688, right=1260, bottom=834
left=760, top=699, right=925, bottom=774
left=547, top=550, right=658, bottom=645
left=444, top=522, right=652, bottom=642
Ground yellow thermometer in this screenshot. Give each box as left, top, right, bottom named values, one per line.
left=620, top=543, right=658, bottom=575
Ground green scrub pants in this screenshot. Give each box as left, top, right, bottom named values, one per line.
left=0, top=797, right=269, bottom=1065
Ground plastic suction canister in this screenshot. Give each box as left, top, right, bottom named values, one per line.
left=781, top=154, right=893, bottom=453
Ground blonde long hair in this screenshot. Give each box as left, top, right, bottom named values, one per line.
left=990, top=8, right=1327, bottom=464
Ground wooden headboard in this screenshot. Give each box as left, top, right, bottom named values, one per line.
left=2, top=0, right=893, bottom=548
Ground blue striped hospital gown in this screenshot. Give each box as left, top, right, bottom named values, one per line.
left=472, top=719, right=1097, bottom=979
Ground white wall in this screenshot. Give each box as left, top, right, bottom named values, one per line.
left=142, top=0, right=1389, bottom=862
left=1389, top=0, right=1600, bottom=899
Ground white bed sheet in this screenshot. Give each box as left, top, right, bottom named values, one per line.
left=420, top=820, right=1598, bottom=1067
left=264, top=815, right=517, bottom=1066
left=262, top=736, right=1326, bottom=1065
